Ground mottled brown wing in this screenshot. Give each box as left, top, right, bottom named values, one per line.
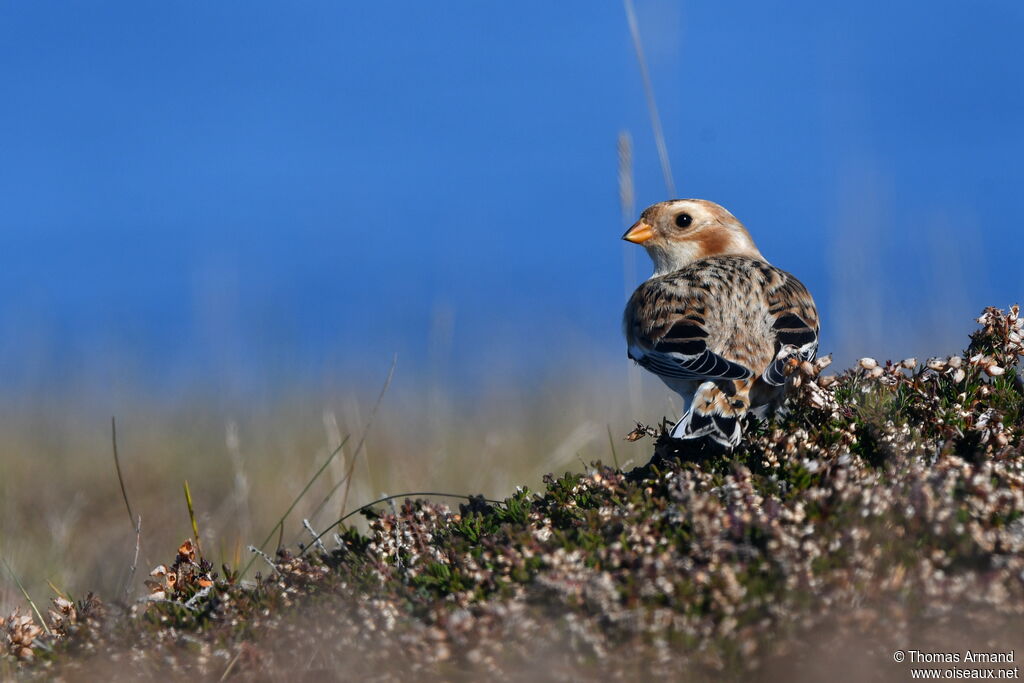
left=761, top=272, right=819, bottom=386
left=625, top=276, right=754, bottom=382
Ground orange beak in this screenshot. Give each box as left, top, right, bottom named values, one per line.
left=622, top=220, right=655, bottom=244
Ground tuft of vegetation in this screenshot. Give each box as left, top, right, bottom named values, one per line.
left=3, top=306, right=1024, bottom=681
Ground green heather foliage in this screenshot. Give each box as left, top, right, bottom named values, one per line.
left=3, top=307, right=1024, bottom=681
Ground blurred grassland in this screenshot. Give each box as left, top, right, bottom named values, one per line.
left=0, top=363, right=674, bottom=614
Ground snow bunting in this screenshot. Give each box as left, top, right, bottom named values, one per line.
left=622, top=199, right=819, bottom=449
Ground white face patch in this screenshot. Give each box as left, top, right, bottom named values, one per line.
left=647, top=240, right=703, bottom=277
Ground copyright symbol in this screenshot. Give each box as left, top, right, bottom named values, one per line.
left=894, top=651, right=905, bottom=663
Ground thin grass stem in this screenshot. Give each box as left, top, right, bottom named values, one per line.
left=607, top=424, right=621, bottom=470
left=111, top=417, right=136, bottom=531
left=306, top=356, right=397, bottom=524
left=240, top=434, right=351, bottom=577
left=338, top=354, right=397, bottom=519
left=183, top=481, right=203, bottom=559
left=624, top=0, right=676, bottom=197
left=1, top=556, right=52, bottom=636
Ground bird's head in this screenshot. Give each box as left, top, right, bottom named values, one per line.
left=622, top=199, right=764, bottom=276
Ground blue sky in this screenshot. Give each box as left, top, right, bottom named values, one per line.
left=1, top=1, right=1021, bottom=389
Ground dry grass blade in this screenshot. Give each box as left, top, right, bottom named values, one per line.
left=247, top=546, right=281, bottom=575
left=182, top=481, right=202, bottom=558
left=219, top=648, right=244, bottom=682
left=183, top=480, right=203, bottom=559
left=623, top=0, right=676, bottom=197
left=606, top=424, right=621, bottom=469
left=305, top=355, right=397, bottom=525
left=240, top=434, right=351, bottom=578
left=1, top=556, right=51, bottom=636
left=111, top=416, right=136, bottom=531
left=122, top=515, right=142, bottom=602
left=618, top=131, right=643, bottom=413
left=617, top=131, right=634, bottom=224
left=45, top=580, right=69, bottom=601
left=338, top=354, right=398, bottom=518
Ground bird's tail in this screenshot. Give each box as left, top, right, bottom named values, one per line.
left=671, top=380, right=750, bottom=449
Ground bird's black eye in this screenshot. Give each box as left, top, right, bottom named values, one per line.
left=674, top=213, right=693, bottom=228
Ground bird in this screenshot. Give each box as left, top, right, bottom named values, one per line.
left=622, top=199, right=819, bottom=450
